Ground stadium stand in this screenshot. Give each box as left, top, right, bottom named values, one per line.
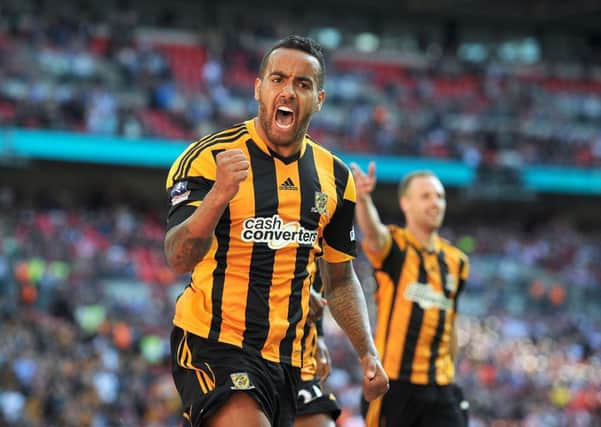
left=0, top=188, right=599, bottom=426
left=1, top=1, right=601, bottom=425
left=1, top=5, right=601, bottom=167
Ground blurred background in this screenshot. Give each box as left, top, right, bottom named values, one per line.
left=1, top=0, right=600, bottom=426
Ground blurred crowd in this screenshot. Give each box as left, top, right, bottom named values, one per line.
left=0, top=191, right=179, bottom=427
left=1, top=3, right=601, bottom=427
left=2, top=5, right=601, bottom=168
left=0, top=188, right=599, bottom=426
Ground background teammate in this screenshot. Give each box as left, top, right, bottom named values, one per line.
left=352, top=162, right=469, bottom=427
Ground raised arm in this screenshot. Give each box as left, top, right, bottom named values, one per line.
left=320, top=259, right=389, bottom=401
left=164, top=149, right=249, bottom=274
left=350, top=162, right=390, bottom=254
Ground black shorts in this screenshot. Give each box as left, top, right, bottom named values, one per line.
left=362, top=381, right=467, bottom=427
left=171, top=326, right=300, bottom=427
left=450, top=383, right=469, bottom=426
left=295, top=378, right=341, bottom=421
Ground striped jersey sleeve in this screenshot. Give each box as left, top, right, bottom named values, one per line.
left=321, top=156, right=357, bottom=263
left=165, top=124, right=247, bottom=228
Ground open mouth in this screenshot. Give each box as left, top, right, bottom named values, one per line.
left=275, top=106, right=295, bottom=129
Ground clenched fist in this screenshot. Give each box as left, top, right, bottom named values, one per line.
left=360, top=353, right=389, bottom=402
left=213, top=149, right=250, bottom=203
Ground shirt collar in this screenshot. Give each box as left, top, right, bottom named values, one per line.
left=246, top=118, right=307, bottom=162
left=405, top=228, right=441, bottom=254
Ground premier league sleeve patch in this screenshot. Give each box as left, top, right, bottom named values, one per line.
left=170, top=180, right=190, bottom=206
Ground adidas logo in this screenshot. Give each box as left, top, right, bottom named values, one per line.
left=279, top=177, right=298, bottom=191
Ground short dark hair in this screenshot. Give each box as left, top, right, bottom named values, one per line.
left=398, top=170, right=437, bottom=200
left=258, top=35, right=326, bottom=90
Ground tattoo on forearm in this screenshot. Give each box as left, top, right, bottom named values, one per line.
left=165, top=225, right=212, bottom=273
left=327, top=270, right=376, bottom=358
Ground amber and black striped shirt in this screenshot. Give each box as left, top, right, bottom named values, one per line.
left=363, top=226, right=469, bottom=384
left=299, top=267, right=324, bottom=381
left=165, top=119, right=357, bottom=367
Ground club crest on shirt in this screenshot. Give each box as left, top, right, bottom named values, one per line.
left=311, top=192, right=329, bottom=216
left=230, top=372, right=254, bottom=390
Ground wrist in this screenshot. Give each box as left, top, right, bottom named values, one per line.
left=359, top=351, right=379, bottom=361
left=206, top=186, right=233, bottom=207
left=356, top=193, right=372, bottom=204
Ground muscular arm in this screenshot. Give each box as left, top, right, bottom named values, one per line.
left=164, top=188, right=230, bottom=274
left=164, top=149, right=249, bottom=274
left=320, top=259, right=377, bottom=358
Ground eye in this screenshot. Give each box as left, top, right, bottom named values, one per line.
left=271, top=77, right=282, bottom=83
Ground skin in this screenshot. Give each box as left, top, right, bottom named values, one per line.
left=164, top=149, right=249, bottom=274
left=294, top=413, right=335, bottom=427
left=165, top=47, right=388, bottom=427
left=308, top=288, right=330, bottom=381
left=204, top=393, right=270, bottom=427
left=320, top=259, right=388, bottom=401
left=352, top=162, right=459, bottom=381
left=351, top=162, right=446, bottom=252
left=254, top=47, right=325, bottom=158
left=308, top=286, right=327, bottom=321
left=315, top=337, right=331, bottom=382
left=293, top=336, right=334, bottom=427
left=398, top=174, right=446, bottom=249
left=164, top=47, right=324, bottom=272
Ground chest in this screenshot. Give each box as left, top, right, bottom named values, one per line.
left=228, top=156, right=338, bottom=233
left=402, top=249, right=461, bottom=296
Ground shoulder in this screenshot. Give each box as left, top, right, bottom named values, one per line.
left=440, top=237, right=469, bottom=262
left=167, top=123, right=249, bottom=186
left=179, top=122, right=249, bottom=160
left=389, top=225, right=408, bottom=246
left=306, top=137, right=349, bottom=169
left=389, top=225, right=406, bottom=239
left=388, top=224, right=403, bottom=233
left=306, top=139, right=353, bottom=194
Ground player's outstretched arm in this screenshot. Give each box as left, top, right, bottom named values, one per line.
left=322, top=260, right=389, bottom=401
left=164, top=149, right=249, bottom=274
left=350, top=162, right=390, bottom=254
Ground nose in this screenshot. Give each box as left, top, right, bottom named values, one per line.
left=429, top=196, right=441, bottom=208
left=281, top=81, right=296, bottom=99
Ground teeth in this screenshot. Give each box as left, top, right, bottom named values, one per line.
left=278, top=106, right=293, bottom=112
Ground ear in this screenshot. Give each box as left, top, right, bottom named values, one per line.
left=399, top=197, right=407, bottom=214
left=254, top=77, right=261, bottom=101
left=315, top=89, right=326, bottom=112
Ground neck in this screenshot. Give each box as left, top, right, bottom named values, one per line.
left=268, top=141, right=301, bottom=158
left=407, top=224, right=438, bottom=251
left=253, top=118, right=303, bottom=158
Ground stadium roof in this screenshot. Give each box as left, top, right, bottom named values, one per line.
left=327, top=0, right=601, bottom=20
left=4, top=0, right=601, bottom=31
